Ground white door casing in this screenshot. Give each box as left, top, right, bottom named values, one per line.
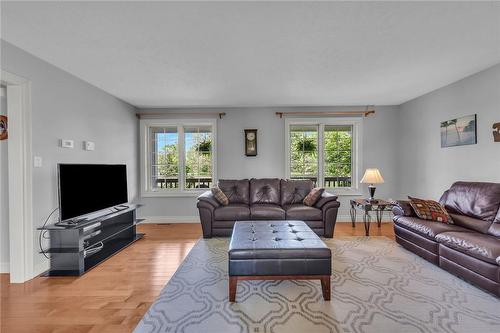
left=2, top=70, right=34, bottom=283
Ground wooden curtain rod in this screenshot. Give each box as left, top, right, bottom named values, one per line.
left=136, top=112, right=226, bottom=119
left=275, top=110, right=375, bottom=118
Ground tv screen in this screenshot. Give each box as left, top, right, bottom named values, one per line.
left=58, top=164, right=128, bottom=221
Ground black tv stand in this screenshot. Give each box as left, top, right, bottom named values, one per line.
left=38, top=204, right=144, bottom=276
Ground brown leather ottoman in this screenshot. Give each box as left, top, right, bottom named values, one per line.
left=228, top=220, right=332, bottom=302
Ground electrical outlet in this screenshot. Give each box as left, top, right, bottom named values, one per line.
left=60, top=139, right=74, bottom=148
left=34, top=156, right=43, bottom=168
left=84, top=141, right=95, bottom=151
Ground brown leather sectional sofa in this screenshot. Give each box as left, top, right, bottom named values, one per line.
left=197, top=178, right=340, bottom=238
left=393, top=181, right=500, bottom=296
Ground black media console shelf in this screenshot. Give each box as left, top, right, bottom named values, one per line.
left=38, top=204, right=144, bottom=276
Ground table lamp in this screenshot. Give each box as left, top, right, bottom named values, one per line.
left=360, top=168, right=384, bottom=202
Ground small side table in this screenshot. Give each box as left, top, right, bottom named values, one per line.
left=349, top=199, right=394, bottom=236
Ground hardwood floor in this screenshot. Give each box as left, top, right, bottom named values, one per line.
left=1, top=222, right=395, bottom=333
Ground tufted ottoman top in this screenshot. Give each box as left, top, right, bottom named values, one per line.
left=229, top=220, right=331, bottom=260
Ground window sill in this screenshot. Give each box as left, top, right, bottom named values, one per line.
left=325, top=188, right=363, bottom=196
left=141, top=191, right=207, bottom=198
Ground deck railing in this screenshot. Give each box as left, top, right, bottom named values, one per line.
left=154, top=176, right=351, bottom=189
left=290, top=176, right=352, bottom=188
left=154, top=177, right=212, bottom=189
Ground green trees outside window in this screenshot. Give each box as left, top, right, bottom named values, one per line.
left=324, top=125, right=352, bottom=184
left=152, top=126, right=213, bottom=190
left=290, top=124, right=353, bottom=188
left=290, top=125, right=318, bottom=181
left=184, top=128, right=212, bottom=189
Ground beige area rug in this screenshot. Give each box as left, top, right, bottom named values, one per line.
left=133, top=237, right=500, bottom=333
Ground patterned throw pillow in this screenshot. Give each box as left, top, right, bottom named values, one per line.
left=408, top=196, right=453, bottom=224
left=211, top=187, right=229, bottom=206
left=303, top=187, right=325, bottom=206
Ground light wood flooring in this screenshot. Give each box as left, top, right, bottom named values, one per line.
left=1, top=222, right=395, bottom=333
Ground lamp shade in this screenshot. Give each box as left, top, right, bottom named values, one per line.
left=360, top=168, right=384, bottom=184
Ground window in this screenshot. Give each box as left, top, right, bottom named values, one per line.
left=286, top=118, right=362, bottom=194
left=323, top=125, right=353, bottom=188
left=184, top=126, right=213, bottom=190
left=290, top=125, right=318, bottom=182
left=141, top=119, right=216, bottom=196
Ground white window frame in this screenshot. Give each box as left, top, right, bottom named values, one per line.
left=285, top=117, right=363, bottom=196
left=140, top=118, right=217, bottom=197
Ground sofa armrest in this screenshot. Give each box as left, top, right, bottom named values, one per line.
left=197, top=200, right=216, bottom=238
left=197, top=191, right=219, bottom=238
left=314, top=192, right=340, bottom=209
left=321, top=200, right=340, bottom=238
left=197, top=190, right=221, bottom=209
left=392, top=200, right=416, bottom=217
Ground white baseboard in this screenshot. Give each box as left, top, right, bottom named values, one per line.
left=138, top=215, right=392, bottom=224
left=0, top=262, right=9, bottom=273
left=140, top=216, right=200, bottom=224
left=336, top=213, right=394, bottom=223
left=34, top=260, right=50, bottom=278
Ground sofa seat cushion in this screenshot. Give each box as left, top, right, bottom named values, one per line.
left=214, top=204, right=250, bottom=221
left=393, top=216, right=469, bottom=240
left=250, top=204, right=285, bottom=220
left=439, top=245, right=500, bottom=283
left=436, top=232, right=500, bottom=265
left=285, top=204, right=322, bottom=220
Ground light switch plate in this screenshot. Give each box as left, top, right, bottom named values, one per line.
left=61, top=139, right=74, bottom=148
left=34, top=156, right=43, bottom=168
left=84, top=141, right=95, bottom=151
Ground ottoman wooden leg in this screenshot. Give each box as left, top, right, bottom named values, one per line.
left=229, top=276, right=238, bottom=302
left=321, top=276, right=331, bottom=301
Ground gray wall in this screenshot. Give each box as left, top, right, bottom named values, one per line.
left=137, top=106, right=401, bottom=220
left=398, top=64, right=500, bottom=200
left=0, top=90, right=9, bottom=271
left=1, top=40, right=139, bottom=274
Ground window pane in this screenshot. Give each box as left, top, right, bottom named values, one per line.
left=184, top=126, right=213, bottom=189
left=324, top=125, right=353, bottom=188
left=290, top=125, right=318, bottom=184
left=150, top=127, right=179, bottom=190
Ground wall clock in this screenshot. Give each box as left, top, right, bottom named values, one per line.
left=244, top=129, right=257, bottom=156
left=494, top=122, right=500, bottom=142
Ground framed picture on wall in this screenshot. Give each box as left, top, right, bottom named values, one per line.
left=244, top=129, right=257, bottom=156
left=440, top=114, right=477, bottom=148
left=0, top=115, right=7, bottom=140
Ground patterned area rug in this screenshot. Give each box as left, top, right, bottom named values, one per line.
left=133, top=237, right=500, bottom=333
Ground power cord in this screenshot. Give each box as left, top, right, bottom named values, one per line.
left=39, top=207, right=59, bottom=260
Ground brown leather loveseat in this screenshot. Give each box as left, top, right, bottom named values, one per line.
left=197, top=178, right=340, bottom=238
left=393, top=181, right=500, bottom=296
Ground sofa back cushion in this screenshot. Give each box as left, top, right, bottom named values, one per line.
left=218, top=179, right=250, bottom=205
left=280, top=179, right=314, bottom=206
left=449, top=214, right=492, bottom=234
left=439, top=181, right=500, bottom=223
left=250, top=178, right=281, bottom=205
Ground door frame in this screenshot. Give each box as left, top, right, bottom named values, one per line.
left=1, top=70, right=34, bottom=283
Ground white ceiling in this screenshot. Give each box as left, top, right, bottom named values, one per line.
left=2, top=1, right=499, bottom=108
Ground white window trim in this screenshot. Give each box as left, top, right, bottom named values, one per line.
left=140, top=118, right=217, bottom=197
left=285, top=117, right=363, bottom=196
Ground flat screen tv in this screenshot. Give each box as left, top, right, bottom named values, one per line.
left=58, top=164, right=128, bottom=221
